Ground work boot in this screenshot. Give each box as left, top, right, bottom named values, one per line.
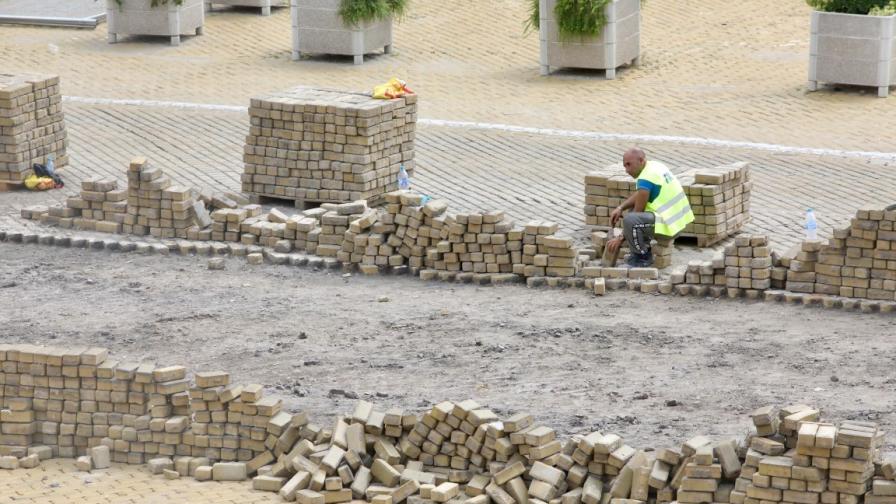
left=625, top=251, right=653, bottom=268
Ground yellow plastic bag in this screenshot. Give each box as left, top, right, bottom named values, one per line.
left=24, top=174, right=55, bottom=191
left=372, top=78, right=415, bottom=99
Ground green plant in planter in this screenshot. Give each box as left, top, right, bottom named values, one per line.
left=805, top=0, right=894, bottom=14
left=526, top=0, right=638, bottom=39
left=111, top=0, right=184, bottom=6
left=339, top=0, right=408, bottom=27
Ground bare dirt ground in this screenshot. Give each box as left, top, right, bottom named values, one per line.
left=1, top=242, right=895, bottom=452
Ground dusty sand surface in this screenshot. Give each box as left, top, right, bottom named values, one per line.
left=1, top=242, right=894, bottom=451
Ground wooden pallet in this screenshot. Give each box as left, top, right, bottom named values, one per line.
left=250, top=193, right=384, bottom=210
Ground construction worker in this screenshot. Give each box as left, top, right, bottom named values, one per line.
left=606, top=148, right=694, bottom=267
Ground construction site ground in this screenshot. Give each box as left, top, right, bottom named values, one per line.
left=2, top=242, right=895, bottom=452
left=2, top=0, right=896, bottom=500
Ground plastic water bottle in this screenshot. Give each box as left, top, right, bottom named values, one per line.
left=806, top=208, right=817, bottom=240
left=46, top=153, right=55, bottom=176
left=397, top=164, right=410, bottom=191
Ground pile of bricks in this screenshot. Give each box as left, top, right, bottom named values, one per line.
left=780, top=207, right=896, bottom=302
left=0, top=73, right=68, bottom=182
left=68, top=178, right=128, bottom=233
left=244, top=208, right=291, bottom=248
left=723, top=234, right=772, bottom=294
left=339, top=207, right=387, bottom=274
left=211, top=205, right=257, bottom=243
left=316, top=201, right=373, bottom=258
left=429, top=210, right=516, bottom=276
left=677, top=163, right=752, bottom=246
left=866, top=461, right=896, bottom=504
left=287, top=208, right=326, bottom=253
left=125, top=157, right=204, bottom=238
left=737, top=412, right=881, bottom=504
left=241, top=87, right=417, bottom=206
left=519, top=221, right=561, bottom=276
left=394, top=193, right=448, bottom=274
left=7, top=343, right=896, bottom=504
left=674, top=234, right=776, bottom=299
left=584, top=162, right=751, bottom=247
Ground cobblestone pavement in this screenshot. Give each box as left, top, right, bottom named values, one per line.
left=2, top=102, right=895, bottom=253
left=1, top=0, right=895, bottom=152
left=0, top=458, right=280, bottom=504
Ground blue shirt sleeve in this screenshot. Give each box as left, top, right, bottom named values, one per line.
left=636, top=179, right=661, bottom=203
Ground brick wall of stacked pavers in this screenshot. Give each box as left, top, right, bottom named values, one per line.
left=585, top=162, right=752, bottom=247
left=16, top=157, right=896, bottom=311
left=0, top=73, right=68, bottom=182
left=242, top=87, right=417, bottom=206
left=3, top=345, right=896, bottom=504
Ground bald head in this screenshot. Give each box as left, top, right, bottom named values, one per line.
left=622, top=148, right=646, bottom=178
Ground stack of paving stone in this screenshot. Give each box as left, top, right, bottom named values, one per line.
left=828, top=420, right=881, bottom=501
left=387, top=192, right=446, bottom=273
left=678, top=163, right=752, bottom=246
left=739, top=415, right=864, bottom=504
left=315, top=200, right=373, bottom=258
left=125, top=157, right=209, bottom=238
left=0, top=73, right=68, bottom=182
left=428, top=210, right=516, bottom=277
left=286, top=207, right=326, bottom=253
left=584, top=162, right=751, bottom=247
left=211, top=206, right=251, bottom=242
left=724, top=234, right=772, bottom=295
left=683, top=258, right=725, bottom=295
left=67, top=178, right=128, bottom=233
left=403, top=400, right=513, bottom=473
left=241, top=87, right=417, bottom=206
left=519, top=221, right=561, bottom=277
left=783, top=239, right=824, bottom=295
left=245, top=209, right=291, bottom=249
left=185, top=379, right=285, bottom=464
left=866, top=462, right=896, bottom=504
left=338, top=205, right=382, bottom=271
left=675, top=437, right=738, bottom=504
left=791, top=207, right=896, bottom=302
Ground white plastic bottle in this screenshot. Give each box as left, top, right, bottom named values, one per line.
left=806, top=208, right=817, bottom=240
left=397, top=164, right=410, bottom=191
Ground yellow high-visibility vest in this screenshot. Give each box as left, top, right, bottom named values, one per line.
left=637, top=161, right=694, bottom=237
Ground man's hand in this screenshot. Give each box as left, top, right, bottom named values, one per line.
left=606, top=237, right=624, bottom=256
left=610, top=207, right=623, bottom=227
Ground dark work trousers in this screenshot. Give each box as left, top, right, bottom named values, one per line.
left=623, top=212, right=655, bottom=256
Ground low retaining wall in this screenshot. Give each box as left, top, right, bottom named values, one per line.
left=15, top=153, right=896, bottom=313
left=1, top=344, right=895, bottom=504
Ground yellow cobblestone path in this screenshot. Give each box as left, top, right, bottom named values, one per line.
left=0, top=459, right=281, bottom=504
left=1, top=0, right=894, bottom=151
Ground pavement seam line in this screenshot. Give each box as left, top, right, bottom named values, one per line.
left=61, top=95, right=896, bottom=162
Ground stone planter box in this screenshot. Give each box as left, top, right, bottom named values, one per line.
left=290, top=0, right=393, bottom=65
left=106, top=0, right=204, bottom=46
left=539, top=0, right=640, bottom=78
left=206, top=0, right=287, bottom=16
left=808, top=11, right=895, bottom=98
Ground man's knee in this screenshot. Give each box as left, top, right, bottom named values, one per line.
left=622, top=212, right=639, bottom=229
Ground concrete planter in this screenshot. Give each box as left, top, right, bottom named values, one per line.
left=808, top=11, right=896, bottom=98
left=107, top=0, right=204, bottom=46
left=290, top=0, right=393, bottom=65
left=206, top=0, right=288, bottom=16
left=539, top=0, right=640, bottom=78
